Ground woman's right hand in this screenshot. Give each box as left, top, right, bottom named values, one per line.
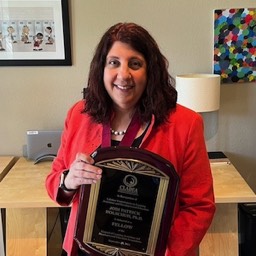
left=63, top=153, right=102, bottom=190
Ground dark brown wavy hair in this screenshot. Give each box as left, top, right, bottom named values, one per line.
left=83, top=22, right=177, bottom=126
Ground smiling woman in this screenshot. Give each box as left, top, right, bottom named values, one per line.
left=45, top=22, right=215, bottom=256
left=103, top=41, right=147, bottom=120
left=83, top=22, right=177, bottom=127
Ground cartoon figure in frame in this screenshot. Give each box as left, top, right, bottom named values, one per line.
left=7, top=26, right=17, bottom=43
left=33, top=32, right=43, bottom=51
left=45, top=26, right=54, bottom=44
left=21, top=25, right=31, bottom=44
left=0, top=32, right=5, bottom=51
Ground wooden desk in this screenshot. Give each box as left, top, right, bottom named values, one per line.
left=0, top=156, right=17, bottom=256
left=0, top=156, right=17, bottom=182
left=0, top=158, right=255, bottom=256
left=0, top=157, right=58, bottom=256
left=200, top=160, right=256, bottom=256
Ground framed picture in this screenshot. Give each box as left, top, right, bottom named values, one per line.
left=213, top=8, right=256, bottom=83
left=0, top=0, right=71, bottom=66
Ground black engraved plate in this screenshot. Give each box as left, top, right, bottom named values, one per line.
left=74, top=147, right=179, bottom=256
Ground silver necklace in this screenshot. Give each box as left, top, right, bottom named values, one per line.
left=110, top=128, right=126, bottom=136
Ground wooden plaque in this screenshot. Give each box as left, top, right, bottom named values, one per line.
left=74, top=146, right=179, bottom=256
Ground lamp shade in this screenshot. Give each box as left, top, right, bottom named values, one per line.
left=176, top=74, right=220, bottom=112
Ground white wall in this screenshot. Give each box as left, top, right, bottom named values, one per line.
left=1, top=0, right=256, bottom=191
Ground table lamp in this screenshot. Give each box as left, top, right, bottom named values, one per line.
left=175, top=74, right=220, bottom=112
left=176, top=74, right=221, bottom=159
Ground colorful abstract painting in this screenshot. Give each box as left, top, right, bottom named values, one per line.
left=214, top=8, right=256, bottom=83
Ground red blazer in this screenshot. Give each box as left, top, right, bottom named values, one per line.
left=45, top=100, right=215, bottom=256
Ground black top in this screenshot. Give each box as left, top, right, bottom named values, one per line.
left=111, top=124, right=149, bottom=148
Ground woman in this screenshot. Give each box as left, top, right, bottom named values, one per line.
left=46, top=22, right=215, bottom=256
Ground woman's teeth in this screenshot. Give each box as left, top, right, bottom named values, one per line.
left=116, top=85, right=132, bottom=90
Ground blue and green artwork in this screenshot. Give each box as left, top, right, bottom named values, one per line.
left=214, top=8, right=256, bottom=83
